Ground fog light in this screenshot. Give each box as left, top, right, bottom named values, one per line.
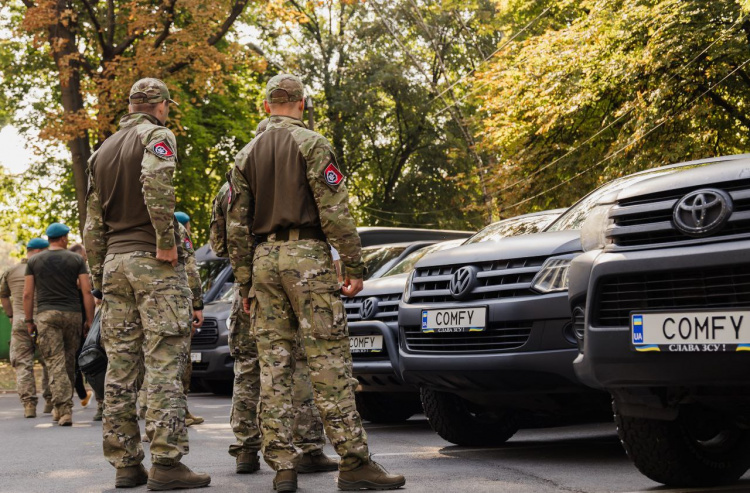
left=572, top=306, right=585, bottom=341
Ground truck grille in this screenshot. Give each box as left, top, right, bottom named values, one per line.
left=402, top=321, right=532, bottom=353
left=593, top=264, right=750, bottom=327
left=410, top=256, right=548, bottom=304
left=344, top=294, right=401, bottom=324
left=607, top=180, right=750, bottom=248
left=192, top=318, right=219, bottom=346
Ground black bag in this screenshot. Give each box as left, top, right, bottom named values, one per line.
left=77, top=310, right=107, bottom=396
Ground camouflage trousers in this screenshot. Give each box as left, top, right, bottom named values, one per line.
left=228, top=286, right=326, bottom=458
left=251, top=240, right=368, bottom=471
left=36, top=310, right=82, bottom=416
left=9, top=321, right=51, bottom=407
left=100, top=252, right=192, bottom=469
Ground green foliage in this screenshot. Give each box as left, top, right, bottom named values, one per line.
left=477, top=0, right=750, bottom=215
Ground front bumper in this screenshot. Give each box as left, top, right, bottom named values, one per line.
left=398, top=292, right=585, bottom=402
left=574, top=239, right=750, bottom=390
left=349, top=321, right=415, bottom=392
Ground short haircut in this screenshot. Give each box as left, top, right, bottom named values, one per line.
left=69, top=244, right=85, bottom=254
left=130, top=101, right=162, bottom=113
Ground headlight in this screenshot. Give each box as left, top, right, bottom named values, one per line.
left=580, top=204, right=614, bottom=252
left=531, top=255, right=576, bottom=293
left=403, top=270, right=417, bottom=303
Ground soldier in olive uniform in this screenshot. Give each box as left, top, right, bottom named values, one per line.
left=226, top=74, right=405, bottom=492
left=0, top=238, right=52, bottom=418
left=83, top=78, right=210, bottom=490
left=24, top=223, right=95, bottom=427
left=210, top=167, right=337, bottom=475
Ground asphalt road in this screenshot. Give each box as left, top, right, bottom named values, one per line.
left=1, top=392, right=749, bottom=493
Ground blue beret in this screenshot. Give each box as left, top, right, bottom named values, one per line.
left=26, top=238, right=49, bottom=250
left=174, top=211, right=190, bottom=225
left=46, top=222, right=71, bottom=239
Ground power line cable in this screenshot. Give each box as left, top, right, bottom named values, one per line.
left=500, top=54, right=750, bottom=213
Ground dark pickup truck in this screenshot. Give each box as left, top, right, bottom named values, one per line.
left=570, top=154, right=750, bottom=488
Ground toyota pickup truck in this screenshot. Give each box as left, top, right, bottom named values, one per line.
left=570, top=154, right=750, bottom=488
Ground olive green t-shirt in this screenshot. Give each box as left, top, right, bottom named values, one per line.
left=26, top=249, right=88, bottom=314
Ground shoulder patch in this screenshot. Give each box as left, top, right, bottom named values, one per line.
left=184, top=236, right=193, bottom=251
left=324, top=162, right=344, bottom=187
left=151, top=140, right=175, bottom=159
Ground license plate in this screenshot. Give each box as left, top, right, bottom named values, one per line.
left=631, top=310, right=750, bottom=352
left=349, top=335, right=383, bottom=354
left=421, top=307, right=486, bottom=333
left=190, top=352, right=202, bottom=363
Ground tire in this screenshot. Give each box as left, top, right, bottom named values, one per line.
left=420, top=388, right=518, bottom=446
left=355, top=392, right=418, bottom=424
left=615, top=402, right=750, bottom=487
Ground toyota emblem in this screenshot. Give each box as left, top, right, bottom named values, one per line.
left=673, top=188, right=733, bottom=237
left=449, top=266, right=477, bottom=300
left=360, top=297, right=379, bottom=320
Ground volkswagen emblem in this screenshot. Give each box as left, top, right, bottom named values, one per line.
left=360, top=297, right=379, bottom=320
left=673, top=188, right=733, bottom=237
left=449, top=266, right=477, bottom=300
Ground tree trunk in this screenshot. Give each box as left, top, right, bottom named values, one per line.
left=48, top=1, right=91, bottom=234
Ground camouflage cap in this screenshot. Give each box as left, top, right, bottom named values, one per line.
left=266, top=74, right=304, bottom=103
left=129, top=77, right=178, bottom=106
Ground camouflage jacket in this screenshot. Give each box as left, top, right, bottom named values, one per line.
left=83, top=112, right=180, bottom=290
left=227, top=115, right=364, bottom=297
left=178, top=223, right=203, bottom=310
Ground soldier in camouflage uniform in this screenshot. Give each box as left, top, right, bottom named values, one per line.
left=0, top=238, right=52, bottom=418
left=139, top=220, right=204, bottom=443
left=83, top=78, right=210, bottom=490
left=226, top=74, right=405, bottom=492
left=210, top=164, right=336, bottom=475
left=24, top=223, right=95, bottom=427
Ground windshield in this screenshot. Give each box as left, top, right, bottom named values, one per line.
left=546, top=167, right=690, bottom=232
left=362, top=245, right=407, bottom=279
left=464, top=211, right=561, bottom=245
left=383, top=240, right=463, bottom=277
left=198, top=259, right=229, bottom=295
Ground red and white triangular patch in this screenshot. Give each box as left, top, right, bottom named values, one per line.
left=324, top=162, right=344, bottom=186
left=152, top=140, right=175, bottom=158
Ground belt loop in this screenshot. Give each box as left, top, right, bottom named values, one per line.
left=289, top=228, right=300, bottom=241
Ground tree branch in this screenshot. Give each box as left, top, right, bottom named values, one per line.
left=702, top=86, right=750, bottom=129
left=106, top=0, right=115, bottom=47
left=153, top=0, right=178, bottom=49
left=167, top=0, right=250, bottom=74
left=78, top=0, right=109, bottom=53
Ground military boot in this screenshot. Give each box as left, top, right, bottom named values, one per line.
left=272, top=470, right=297, bottom=492
left=337, top=461, right=405, bottom=491
left=93, top=402, right=103, bottom=421
left=146, top=463, right=210, bottom=490
left=58, top=413, right=73, bottom=426
left=24, top=403, right=37, bottom=418
left=184, top=411, right=204, bottom=427
left=115, top=464, right=148, bottom=488
left=43, top=401, right=53, bottom=414
left=297, top=451, right=339, bottom=473
left=51, top=408, right=60, bottom=422
left=236, top=452, right=260, bottom=474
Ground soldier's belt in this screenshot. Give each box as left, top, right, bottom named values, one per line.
left=131, top=250, right=186, bottom=264
left=256, top=227, right=326, bottom=244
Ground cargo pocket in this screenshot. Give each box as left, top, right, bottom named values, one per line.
left=229, top=289, right=257, bottom=355
left=307, top=280, right=347, bottom=340
left=151, top=295, right=191, bottom=337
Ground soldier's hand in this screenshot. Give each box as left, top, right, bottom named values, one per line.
left=341, top=277, right=363, bottom=298
left=83, top=320, right=91, bottom=338
left=242, top=297, right=254, bottom=314
left=156, top=245, right=179, bottom=266
left=26, top=323, right=36, bottom=337
left=191, top=310, right=204, bottom=336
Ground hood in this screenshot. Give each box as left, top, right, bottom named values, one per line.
left=358, top=273, right=409, bottom=297
left=614, top=154, right=750, bottom=203
left=415, top=230, right=582, bottom=269
left=202, top=298, right=232, bottom=319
